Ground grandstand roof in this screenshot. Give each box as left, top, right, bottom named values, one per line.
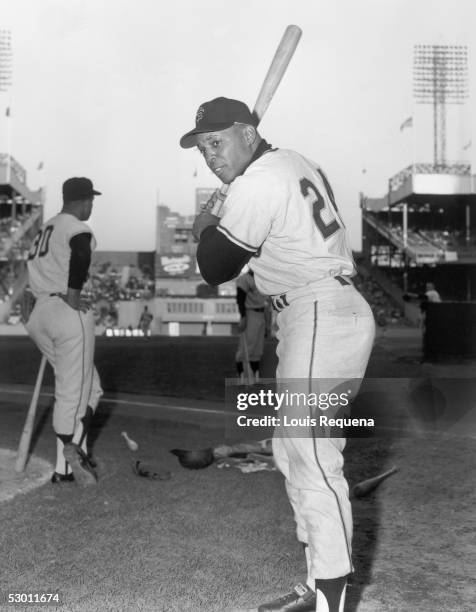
left=0, top=154, right=42, bottom=205
left=388, top=164, right=476, bottom=207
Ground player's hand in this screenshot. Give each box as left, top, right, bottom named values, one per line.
left=59, top=292, right=91, bottom=313
left=192, top=210, right=220, bottom=242
left=238, top=317, right=247, bottom=332
left=201, top=188, right=227, bottom=214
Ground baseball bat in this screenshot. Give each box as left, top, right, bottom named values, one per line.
left=240, top=331, right=254, bottom=386
left=212, top=24, right=302, bottom=215
left=15, top=355, right=47, bottom=473
left=352, top=466, right=399, bottom=498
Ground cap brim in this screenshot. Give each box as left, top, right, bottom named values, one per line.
left=180, top=122, right=235, bottom=149
left=92, top=189, right=101, bottom=196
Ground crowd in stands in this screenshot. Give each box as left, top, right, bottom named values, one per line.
left=371, top=216, right=476, bottom=258
left=88, top=261, right=155, bottom=327
left=353, top=273, right=407, bottom=327
left=419, top=229, right=476, bottom=254
left=0, top=213, right=36, bottom=259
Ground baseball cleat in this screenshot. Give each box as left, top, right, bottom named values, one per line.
left=257, top=583, right=316, bottom=612
left=63, top=442, right=98, bottom=487
left=51, top=471, right=75, bottom=484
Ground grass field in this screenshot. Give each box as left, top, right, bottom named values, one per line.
left=0, top=332, right=475, bottom=611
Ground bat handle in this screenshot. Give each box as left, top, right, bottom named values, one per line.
left=211, top=184, right=230, bottom=217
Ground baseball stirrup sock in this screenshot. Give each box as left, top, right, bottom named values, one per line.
left=315, top=577, right=347, bottom=612
left=302, top=543, right=315, bottom=591
left=250, top=360, right=260, bottom=373
left=236, top=361, right=244, bottom=374
left=73, top=406, right=94, bottom=453
left=55, top=434, right=73, bottom=474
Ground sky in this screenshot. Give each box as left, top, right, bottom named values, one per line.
left=0, top=0, right=475, bottom=252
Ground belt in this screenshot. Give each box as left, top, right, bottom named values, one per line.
left=271, top=275, right=352, bottom=312
left=50, top=293, right=62, bottom=297
left=247, top=307, right=265, bottom=312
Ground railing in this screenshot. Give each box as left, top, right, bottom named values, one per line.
left=158, top=297, right=239, bottom=322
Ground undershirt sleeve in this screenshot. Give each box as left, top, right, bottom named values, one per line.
left=68, top=232, right=92, bottom=290
left=197, top=226, right=253, bottom=286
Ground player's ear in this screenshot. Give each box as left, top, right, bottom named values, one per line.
left=243, top=125, right=258, bottom=146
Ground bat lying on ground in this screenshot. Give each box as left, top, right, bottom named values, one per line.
left=352, top=466, right=399, bottom=498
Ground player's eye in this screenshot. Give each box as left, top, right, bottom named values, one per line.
left=212, top=140, right=220, bottom=148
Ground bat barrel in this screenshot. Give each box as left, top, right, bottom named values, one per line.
left=15, top=355, right=47, bottom=473
left=352, top=466, right=398, bottom=498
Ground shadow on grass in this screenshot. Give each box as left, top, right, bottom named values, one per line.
left=344, top=388, right=403, bottom=611
left=30, top=400, right=53, bottom=455
left=345, top=435, right=397, bottom=612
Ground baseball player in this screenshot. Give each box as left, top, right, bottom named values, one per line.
left=138, top=305, right=153, bottom=338
left=25, top=177, right=103, bottom=486
left=403, top=281, right=441, bottom=328
left=235, top=268, right=267, bottom=382
left=181, top=97, right=375, bottom=612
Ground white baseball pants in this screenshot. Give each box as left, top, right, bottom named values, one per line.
left=26, top=295, right=102, bottom=435
left=272, top=278, right=375, bottom=579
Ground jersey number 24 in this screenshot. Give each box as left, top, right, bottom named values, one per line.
left=300, top=169, right=344, bottom=240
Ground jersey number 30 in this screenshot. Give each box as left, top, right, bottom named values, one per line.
left=300, top=170, right=343, bottom=240
left=28, top=226, right=53, bottom=260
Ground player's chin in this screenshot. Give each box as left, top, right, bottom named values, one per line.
left=213, top=168, right=234, bottom=184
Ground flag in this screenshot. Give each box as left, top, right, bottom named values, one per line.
left=399, top=116, right=413, bottom=131
left=37, top=161, right=44, bottom=171
left=5, top=107, right=10, bottom=117
left=463, top=140, right=472, bottom=151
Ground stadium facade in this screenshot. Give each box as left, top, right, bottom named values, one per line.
left=0, top=154, right=42, bottom=324
left=361, top=161, right=476, bottom=356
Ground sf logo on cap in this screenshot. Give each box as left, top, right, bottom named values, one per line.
left=196, top=106, right=205, bottom=124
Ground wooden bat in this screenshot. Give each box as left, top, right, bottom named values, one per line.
left=15, top=355, right=47, bottom=473
left=352, top=466, right=398, bottom=498
left=240, top=331, right=254, bottom=386
left=212, top=24, right=302, bottom=215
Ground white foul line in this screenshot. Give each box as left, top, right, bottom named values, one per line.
left=0, top=386, right=228, bottom=416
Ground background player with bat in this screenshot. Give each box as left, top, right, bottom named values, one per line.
left=182, top=25, right=375, bottom=612
left=24, top=177, right=103, bottom=486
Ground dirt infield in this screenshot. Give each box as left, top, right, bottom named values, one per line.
left=0, top=332, right=475, bottom=611
left=0, top=449, right=52, bottom=503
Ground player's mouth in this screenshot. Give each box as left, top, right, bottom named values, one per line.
left=213, top=166, right=224, bottom=176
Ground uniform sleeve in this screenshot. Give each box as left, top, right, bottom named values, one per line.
left=217, top=171, right=280, bottom=252
left=196, top=226, right=253, bottom=286
left=68, top=233, right=92, bottom=290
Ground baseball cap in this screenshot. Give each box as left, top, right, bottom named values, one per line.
left=180, top=97, right=258, bottom=149
left=62, top=177, right=102, bottom=201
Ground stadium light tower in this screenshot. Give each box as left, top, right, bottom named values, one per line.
left=0, top=29, right=12, bottom=92
left=413, top=44, right=468, bottom=167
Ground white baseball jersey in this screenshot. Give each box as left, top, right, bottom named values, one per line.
left=27, top=213, right=96, bottom=298
left=217, top=149, right=355, bottom=296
